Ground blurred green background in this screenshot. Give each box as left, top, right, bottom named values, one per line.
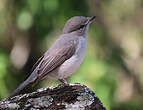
left=0, top=0, right=143, bottom=109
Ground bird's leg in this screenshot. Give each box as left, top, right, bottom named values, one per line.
left=59, top=79, right=68, bottom=85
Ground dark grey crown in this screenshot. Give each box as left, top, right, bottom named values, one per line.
left=62, top=16, right=88, bottom=34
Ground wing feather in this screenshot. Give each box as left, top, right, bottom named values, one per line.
left=31, top=38, right=78, bottom=85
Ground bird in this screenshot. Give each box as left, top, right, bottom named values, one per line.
left=9, top=16, right=95, bottom=97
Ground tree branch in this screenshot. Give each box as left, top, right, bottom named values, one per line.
left=0, top=83, right=106, bottom=110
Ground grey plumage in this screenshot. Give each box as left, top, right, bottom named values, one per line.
left=9, top=16, right=95, bottom=97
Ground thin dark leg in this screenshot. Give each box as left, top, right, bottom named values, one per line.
left=59, top=79, right=68, bottom=85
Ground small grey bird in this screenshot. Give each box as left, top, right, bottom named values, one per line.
left=10, top=16, right=95, bottom=97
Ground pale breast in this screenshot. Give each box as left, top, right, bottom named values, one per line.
left=57, top=37, right=86, bottom=79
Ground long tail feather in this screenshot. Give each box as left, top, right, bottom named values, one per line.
left=9, top=79, right=30, bottom=98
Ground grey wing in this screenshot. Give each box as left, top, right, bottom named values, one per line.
left=31, top=38, right=78, bottom=85
left=31, top=55, right=44, bottom=72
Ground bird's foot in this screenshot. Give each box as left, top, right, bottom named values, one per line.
left=59, top=79, right=69, bottom=85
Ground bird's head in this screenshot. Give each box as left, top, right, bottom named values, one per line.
left=62, top=16, right=95, bottom=36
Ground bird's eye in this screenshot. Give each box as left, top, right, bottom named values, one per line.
left=79, top=25, right=85, bottom=29
left=69, top=24, right=85, bottom=33
left=75, top=25, right=85, bottom=31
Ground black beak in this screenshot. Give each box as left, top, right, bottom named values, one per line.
left=89, top=16, right=96, bottom=22
left=85, top=16, right=96, bottom=25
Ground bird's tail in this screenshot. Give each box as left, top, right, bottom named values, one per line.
left=8, top=69, right=38, bottom=98
left=9, top=79, right=30, bottom=98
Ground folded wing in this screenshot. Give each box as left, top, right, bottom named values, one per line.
left=32, top=38, right=78, bottom=85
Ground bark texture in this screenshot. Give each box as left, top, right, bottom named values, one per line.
left=0, top=83, right=106, bottom=110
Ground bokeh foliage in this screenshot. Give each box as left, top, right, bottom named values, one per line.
left=0, top=0, right=143, bottom=110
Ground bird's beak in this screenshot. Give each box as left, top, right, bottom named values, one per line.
left=89, top=16, right=96, bottom=22
left=85, top=16, right=96, bottom=25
